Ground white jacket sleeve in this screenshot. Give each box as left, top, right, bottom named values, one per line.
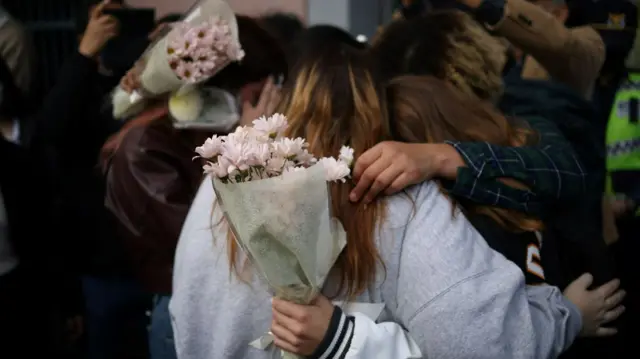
left=308, top=306, right=422, bottom=359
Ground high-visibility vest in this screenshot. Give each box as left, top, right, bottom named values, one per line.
left=606, top=73, right=640, bottom=215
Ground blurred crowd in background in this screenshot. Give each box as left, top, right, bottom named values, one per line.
left=1, top=0, right=640, bottom=358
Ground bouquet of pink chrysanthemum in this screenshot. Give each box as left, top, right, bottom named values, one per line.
left=167, top=16, right=245, bottom=84
left=195, top=114, right=352, bottom=359
left=196, top=113, right=354, bottom=183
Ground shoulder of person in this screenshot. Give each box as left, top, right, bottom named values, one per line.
left=116, top=114, right=175, bottom=162
left=382, top=181, right=442, bottom=229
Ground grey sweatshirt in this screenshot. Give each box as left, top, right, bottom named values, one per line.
left=170, top=177, right=582, bottom=359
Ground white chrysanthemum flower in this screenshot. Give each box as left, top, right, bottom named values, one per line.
left=272, top=137, right=308, bottom=160
left=202, top=160, right=227, bottom=178
left=266, top=156, right=287, bottom=174
left=195, top=135, right=224, bottom=159
left=244, top=142, right=271, bottom=167
left=296, top=149, right=317, bottom=165
left=338, top=146, right=355, bottom=166
left=317, top=157, right=351, bottom=183
left=169, top=89, right=203, bottom=123
left=252, top=113, right=289, bottom=138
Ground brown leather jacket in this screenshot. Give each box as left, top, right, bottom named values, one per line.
left=104, top=108, right=206, bottom=294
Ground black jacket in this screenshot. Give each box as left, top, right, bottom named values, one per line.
left=28, top=52, right=126, bottom=275
left=502, top=78, right=614, bottom=288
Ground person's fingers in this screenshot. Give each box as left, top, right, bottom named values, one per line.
left=272, top=335, right=300, bottom=354
left=98, top=14, right=118, bottom=25
left=362, top=163, right=403, bottom=204
left=122, top=71, right=140, bottom=92
left=272, top=298, right=308, bottom=321
left=594, top=327, right=618, bottom=337
left=103, top=19, right=120, bottom=32
left=256, top=76, right=275, bottom=111
left=121, top=82, right=131, bottom=93
left=605, top=290, right=626, bottom=310
left=350, top=155, right=392, bottom=203
left=271, top=319, right=301, bottom=346
left=596, top=278, right=621, bottom=298
left=352, top=144, right=384, bottom=181
left=602, top=305, right=625, bottom=324
left=310, top=294, right=332, bottom=308
left=384, top=173, right=412, bottom=196
left=91, top=1, right=109, bottom=19
left=571, top=273, right=594, bottom=290
left=242, top=100, right=255, bottom=113
left=266, top=88, right=281, bottom=115
left=103, top=27, right=119, bottom=40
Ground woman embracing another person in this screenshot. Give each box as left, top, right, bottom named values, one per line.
left=170, top=28, right=624, bottom=358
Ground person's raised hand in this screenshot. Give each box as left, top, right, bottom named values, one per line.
left=271, top=295, right=334, bottom=356
left=350, top=142, right=464, bottom=204
left=564, top=273, right=626, bottom=337
left=78, top=1, right=120, bottom=59
left=239, top=76, right=281, bottom=126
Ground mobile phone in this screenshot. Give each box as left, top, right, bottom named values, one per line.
left=101, top=8, right=156, bottom=72
left=103, top=8, right=156, bottom=36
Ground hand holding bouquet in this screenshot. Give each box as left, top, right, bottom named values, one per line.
left=195, top=114, right=353, bottom=358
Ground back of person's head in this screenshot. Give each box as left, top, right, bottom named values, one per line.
left=260, top=12, right=304, bottom=47
left=386, top=75, right=541, bottom=231
left=372, top=10, right=505, bottom=101
left=289, top=25, right=367, bottom=70
left=271, top=44, right=388, bottom=298
left=206, top=15, right=288, bottom=92
left=281, top=44, right=385, bottom=159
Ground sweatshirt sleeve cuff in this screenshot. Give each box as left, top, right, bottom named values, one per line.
left=308, top=306, right=355, bottom=359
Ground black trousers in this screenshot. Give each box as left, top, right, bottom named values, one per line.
left=0, top=265, right=56, bottom=358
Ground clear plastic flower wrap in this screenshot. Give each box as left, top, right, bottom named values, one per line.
left=213, top=165, right=347, bottom=359
left=196, top=114, right=352, bottom=358
left=112, top=0, right=242, bottom=119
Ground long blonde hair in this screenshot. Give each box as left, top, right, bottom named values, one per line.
left=227, top=45, right=391, bottom=298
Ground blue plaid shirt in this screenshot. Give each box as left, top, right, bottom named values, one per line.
left=443, top=115, right=587, bottom=215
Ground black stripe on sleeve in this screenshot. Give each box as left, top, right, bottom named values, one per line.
left=308, top=306, right=355, bottom=359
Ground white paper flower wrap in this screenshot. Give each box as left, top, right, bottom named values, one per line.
left=112, top=0, right=240, bottom=119
left=212, top=163, right=347, bottom=359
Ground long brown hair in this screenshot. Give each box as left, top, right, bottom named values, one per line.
left=227, top=45, right=391, bottom=298
left=387, top=75, right=542, bottom=231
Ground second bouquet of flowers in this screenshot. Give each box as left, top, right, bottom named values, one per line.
left=112, top=0, right=244, bottom=119
left=195, top=114, right=353, bottom=358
